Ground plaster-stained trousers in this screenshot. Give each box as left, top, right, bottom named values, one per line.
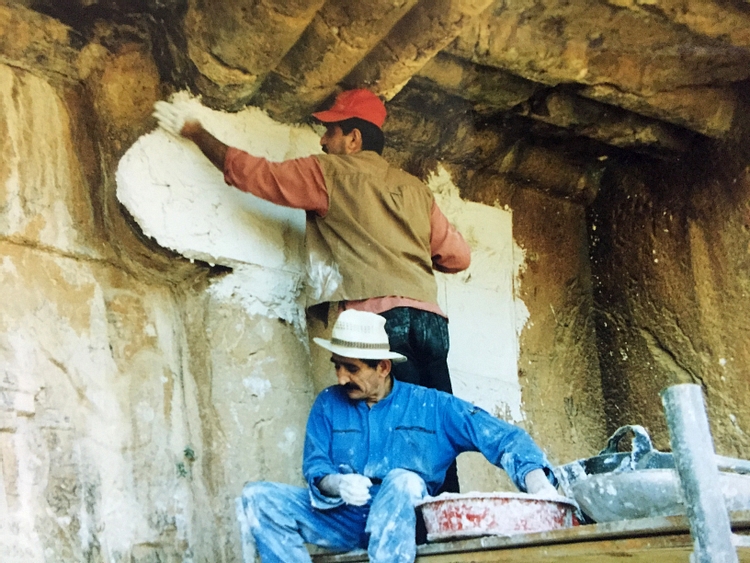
left=236, top=469, right=427, bottom=563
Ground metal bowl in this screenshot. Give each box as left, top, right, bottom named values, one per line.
left=555, top=425, right=750, bottom=523
left=417, top=492, right=577, bottom=542
left=571, top=469, right=750, bottom=522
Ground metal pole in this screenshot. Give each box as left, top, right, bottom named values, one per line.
left=661, top=384, right=738, bottom=563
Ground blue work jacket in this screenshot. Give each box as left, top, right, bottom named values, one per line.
left=303, top=378, right=554, bottom=508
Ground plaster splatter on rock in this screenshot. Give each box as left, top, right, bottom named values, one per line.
left=511, top=241, right=531, bottom=342
left=207, top=264, right=308, bottom=338
left=276, top=427, right=299, bottom=455
left=242, top=376, right=272, bottom=398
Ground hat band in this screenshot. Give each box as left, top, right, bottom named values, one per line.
left=331, top=338, right=390, bottom=351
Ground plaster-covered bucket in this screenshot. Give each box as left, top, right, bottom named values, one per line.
left=417, top=492, right=577, bottom=542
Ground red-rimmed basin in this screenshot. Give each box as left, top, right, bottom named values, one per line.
left=417, top=492, right=577, bottom=542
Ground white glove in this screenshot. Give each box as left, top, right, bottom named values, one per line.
left=524, top=468, right=559, bottom=497
left=320, top=474, right=373, bottom=506
left=152, top=100, right=198, bottom=137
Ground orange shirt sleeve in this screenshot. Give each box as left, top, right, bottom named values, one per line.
left=223, top=147, right=329, bottom=215
left=430, top=200, right=471, bottom=273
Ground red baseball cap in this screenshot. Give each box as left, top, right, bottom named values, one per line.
left=312, top=89, right=387, bottom=128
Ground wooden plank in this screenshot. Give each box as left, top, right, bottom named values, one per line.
left=313, top=542, right=750, bottom=563
left=418, top=535, right=694, bottom=562
left=310, top=512, right=750, bottom=563
left=419, top=535, right=694, bottom=562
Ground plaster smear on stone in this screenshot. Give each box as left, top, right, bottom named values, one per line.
left=512, top=242, right=531, bottom=341
left=1, top=255, right=18, bottom=275
left=277, top=427, right=299, bottom=455
left=1, top=65, right=27, bottom=233
left=0, top=66, right=78, bottom=252
left=173, top=483, right=194, bottom=560
left=242, top=376, right=272, bottom=398
left=207, top=264, right=307, bottom=337
left=62, top=285, right=157, bottom=557
left=428, top=166, right=525, bottom=422
left=3, top=429, right=45, bottom=563
left=1, top=164, right=23, bottom=233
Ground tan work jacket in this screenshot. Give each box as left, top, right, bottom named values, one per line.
left=306, top=151, right=438, bottom=306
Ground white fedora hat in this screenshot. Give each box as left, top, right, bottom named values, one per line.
left=313, top=310, right=407, bottom=363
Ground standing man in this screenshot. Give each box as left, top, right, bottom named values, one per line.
left=153, top=89, right=470, bottom=491
left=236, top=310, right=559, bottom=563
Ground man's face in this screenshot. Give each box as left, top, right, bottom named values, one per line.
left=331, top=353, right=391, bottom=405
left=320, top=124, right=357, bottom=155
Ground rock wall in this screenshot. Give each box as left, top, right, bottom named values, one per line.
left=590, top=125, right=750, bottom=454
left=0, top=4, right=607, bottom=562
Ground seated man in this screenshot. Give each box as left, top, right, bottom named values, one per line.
left=237, top=310, right=558, bottom=563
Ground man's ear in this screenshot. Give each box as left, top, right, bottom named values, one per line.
left=346, top=128, right=363, bottom=154
left=378, top=359, right=392, bottom=377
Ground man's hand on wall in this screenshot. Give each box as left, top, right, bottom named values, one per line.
left=152, top=100, right=229, bottom=171
left=319, top=474, right=373, bottom=506
left=153, top=100, right=200, bottom=137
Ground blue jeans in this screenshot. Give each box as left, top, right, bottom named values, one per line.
left=380, top=307, right=452, bottom=394
left=237, top=469, right=427, bottom=563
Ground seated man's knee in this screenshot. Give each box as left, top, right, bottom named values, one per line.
left=242, top=481, right=276, bottom=501
left=241, top=482, right=277, bottom=525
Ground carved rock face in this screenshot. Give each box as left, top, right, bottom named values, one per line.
left=14, top=0, right=750, bottom=164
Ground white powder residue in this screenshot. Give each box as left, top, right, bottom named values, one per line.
left=207, top=264, right=307, bottom=338
left=305, top=249, right=343, bottom=305
left=511, top=241, right=530, bottom=339
left=276, top=427, right=299, bottom=455
left=1, top=255, right=18, bottom=275
left=242, top=377, right=272, bottom=398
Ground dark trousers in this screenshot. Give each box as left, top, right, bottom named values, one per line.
left=379, top=307, right=460, bottom=495
left=379, top=307, right=452, bottom=393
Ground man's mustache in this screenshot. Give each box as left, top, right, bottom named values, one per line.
left=342, top=383, right=360, bottom=392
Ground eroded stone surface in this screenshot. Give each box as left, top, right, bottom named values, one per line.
left=184, top=0, right=326, bottom=106
left=256, top=0, right=420, bottom=121
left=590, top=149, right=750, bottom=452
left=512, top=188, right=608, bottom=462
left=0, top=65, right=101, bottom=257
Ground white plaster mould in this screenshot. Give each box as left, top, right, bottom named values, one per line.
left=117, top=93, right=312, bottom=335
